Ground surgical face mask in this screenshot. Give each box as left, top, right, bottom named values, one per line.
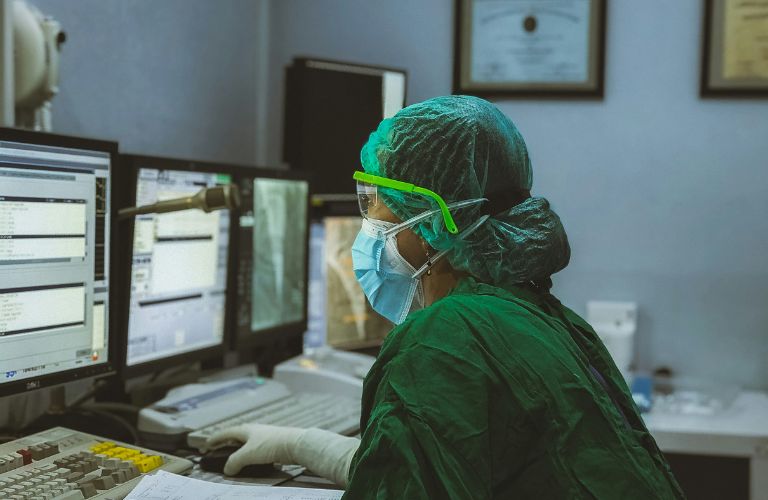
left=351, top=201, right=489, bottom=325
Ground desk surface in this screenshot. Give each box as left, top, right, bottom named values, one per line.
left=644, top=391, right=768, bottom=459
left=644, top=391, right=768, bottom=438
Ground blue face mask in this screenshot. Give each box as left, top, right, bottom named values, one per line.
left=351, top=218, right=427, bottom=325
left=351, top=201, right=489, bottom=325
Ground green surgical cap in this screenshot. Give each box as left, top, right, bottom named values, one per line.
left=360, top=95, right=570, bottom=288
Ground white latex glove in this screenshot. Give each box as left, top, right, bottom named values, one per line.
left=206, top=423, right=360, bottom=487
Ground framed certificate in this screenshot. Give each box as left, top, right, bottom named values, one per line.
left=453, top=0, right=607, bottom=98
left=701, top=0, right=768, bottom=97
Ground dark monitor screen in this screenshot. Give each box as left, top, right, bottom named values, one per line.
left=232, top=168, right=310, bottom=367
left=118, top=155, right=237, bottom=377
left=283, top=58, right=407, bottom=197
left=0, top=128, right=117, bottom=396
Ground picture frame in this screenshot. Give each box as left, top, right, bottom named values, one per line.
left=701, top=0, right=768, bottom=97
left=453, top=0, right=607, bottom=98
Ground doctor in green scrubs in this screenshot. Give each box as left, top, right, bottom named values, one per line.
left=209, top=95, right=684, bottom=499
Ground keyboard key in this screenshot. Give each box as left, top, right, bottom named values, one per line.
left=92, top=475, right=115, bottom=490
left=6, top=473, right=23, bottom=484
left=38, top=444, right=53, bottom=458
left=64, top=471, right=84, bottom=483
left=56, top=490, right=86, bottom=499
left=124, top=465, right=140, bottom=480
left=53, top=469, right=69, bottom=480
left=28, top=445, right=44, bottom=460
left=78, top=482, right=98, bottom=498
left=36, top=464, right=56, bottom=474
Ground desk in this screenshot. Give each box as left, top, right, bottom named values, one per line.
left=644, top=391, right=768, bottom=500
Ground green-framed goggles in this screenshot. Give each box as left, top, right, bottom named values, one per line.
left=353, top=171, right=459, bottom=234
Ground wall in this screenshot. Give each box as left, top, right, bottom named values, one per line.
left=29, top=0, right=263, bottom=164
left=268, top=0, right=768, bottom=389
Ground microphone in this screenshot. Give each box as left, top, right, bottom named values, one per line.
left=118, top=184, right=241, bottom=219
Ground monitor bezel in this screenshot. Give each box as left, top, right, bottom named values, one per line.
left=116, top=154, right=244, bottom=379
left=228, top=165, right=311, bottom=361
left=0, top=127, right=119, bottom=397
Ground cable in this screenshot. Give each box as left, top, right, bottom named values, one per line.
left=74, top=408, right=139, bottom=444
left=83, top=402, right=140, bottom=415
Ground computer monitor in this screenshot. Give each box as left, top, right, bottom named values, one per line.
left=304, top=205, right=391, bottom=351
left=283, top=57, right=407, bottom=197
left=117, top=155, right=237, bottom=377
left=231, top=167, right=310, bottom=371
left=0, top=128, right=117, bottom=396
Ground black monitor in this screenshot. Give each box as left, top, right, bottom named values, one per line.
left=0, top=128, right=118, bottom=396
left=283, top=57, right=407, bottom=197
left=231, top=167, right=310, bottom=373
left=116, top=155, right=239, bottom=378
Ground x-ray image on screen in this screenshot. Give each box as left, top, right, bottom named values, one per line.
left=323, top=217, right=392, bottom=348
left=251, top=178, right=308, bottom=331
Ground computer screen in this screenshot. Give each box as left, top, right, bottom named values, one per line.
left=283, top=58, right=407, bottom=197
left=124, top=165, right=232, bottom=371
left=0, top=131, right=116, bottom=396
left=234, top=170, right=309, bottom=351
left=305, top=216, right=391, bottom=350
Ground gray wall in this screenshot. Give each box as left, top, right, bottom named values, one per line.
left=30, top=0, right=262, bottom=164
left=267, top=0, right=768, bottom=389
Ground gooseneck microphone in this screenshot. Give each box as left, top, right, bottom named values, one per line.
left=118, top=184, right=241, bottom=219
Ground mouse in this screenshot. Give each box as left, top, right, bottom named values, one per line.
left=199, top=446, right=277, bottom=477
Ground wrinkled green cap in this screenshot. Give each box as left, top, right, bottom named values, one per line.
left=359, top=95, right=570, bottom=288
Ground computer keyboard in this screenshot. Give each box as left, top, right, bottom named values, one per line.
left=0, top=427, right=192, bottom=499
left=187, top=392, right=360, bottom=450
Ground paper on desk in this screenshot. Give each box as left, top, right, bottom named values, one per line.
left=125, top=470, right=343, bottom=500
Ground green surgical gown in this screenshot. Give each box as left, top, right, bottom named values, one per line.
left=344, top=277, right=684, bottom=499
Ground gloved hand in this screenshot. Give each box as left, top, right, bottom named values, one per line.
left=206, top=423, right=360, bottom=487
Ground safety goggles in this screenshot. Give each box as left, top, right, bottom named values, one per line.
left=353, top=171, right=459, bottom=234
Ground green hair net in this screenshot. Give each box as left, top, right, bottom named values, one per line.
left=360, top=95, right=570, bottom=289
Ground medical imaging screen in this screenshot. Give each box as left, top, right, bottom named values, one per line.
left=248, top=178, right=308, bottom=333
left=304, top=217, right=392, bottom=350
left=126, top=168, right=231, bottom=366
left=0, top=141, right=111, bottom=386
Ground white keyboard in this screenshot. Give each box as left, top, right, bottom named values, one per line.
left=187, top=392, right=360, bottom=450
left=0, top=427, right=192, bottom=499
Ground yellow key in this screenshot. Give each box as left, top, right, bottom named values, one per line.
left=136, top=458, right=159, bottom=473
left=91, top=442, right=115, bottom=453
